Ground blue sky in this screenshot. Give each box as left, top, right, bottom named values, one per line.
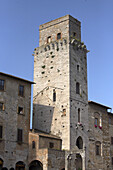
left=0, top=0, right=113, bottom=110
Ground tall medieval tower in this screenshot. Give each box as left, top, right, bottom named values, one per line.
left=33, top=15, right=89, bottom=153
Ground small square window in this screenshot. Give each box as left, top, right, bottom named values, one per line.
left=0, top=126, right=3, bottom=138
left=19, top=85, right=24, bottom=97
left=0, top=80, right=5, bottom=91
left=49, top=142, right=54, bottom=148
left=18, top=107, right=24, bottom=114
left=0, top=103, right=4, bottom=111
left=57, top=33, right=61, bottom=40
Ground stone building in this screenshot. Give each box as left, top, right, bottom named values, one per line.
left=32, top=15, right=113, bottom=170
left=1, top=15, right=113, bottom=170
left=0, top=72, right=33, bottom=169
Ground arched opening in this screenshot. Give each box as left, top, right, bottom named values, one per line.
left=15, top=161, right=25, bottom=170
left=76, top=136, right=83, bottom=149
left=9, top=168, right=15, bottom=170
left=76, top=154, right=82, bottom=170
left=29, top=160, right=43, bottom=170
left=2, top=168, right=8, bottom=170
left=0, top=158, right=3, bottom=170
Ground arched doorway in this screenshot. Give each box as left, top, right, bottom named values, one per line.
left=9, top=168, right=15, bottom=170
left=29, top=160, right=43, bottom=170
left=15, top=161, right=25, bottom=170
left=0, top=159, right=3, bottom=170
left=76, top=154, right=82, bottom=170
left=76, top=136, right=83, bottom=149
left=2, top=168, right=8, bottom=170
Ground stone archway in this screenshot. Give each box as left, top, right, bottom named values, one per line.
left=76, top=136, right=83, bottom=149
left=76, top=154, right=82, bottom=170
left=15, top=161, right=25, bottom=170
left=0, top=159, right=3, bottom=170
left=29, top=160, right=43, bottom=170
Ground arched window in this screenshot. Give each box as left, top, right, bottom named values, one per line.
left=76, top=82, right=80, bottom=94
left=76, top=154, right=82, bottom=170
left=76, top=136, right=83, bottom=149
left=94, top=112, right=102, bottom=128
left=78, top=108, right=80, bottom=123
left=53, top=89, right=56, bottom=102
left=29, top=160, right=43, bottom=170
left=32, top=141, right=35, bottom=149
left=95, top=141, right=101, bottom=156
left=47, top=36, right=51, bottom=43
left=57, top=33, right=61, bottom=40
left=15, top=161, right=25, bottom=170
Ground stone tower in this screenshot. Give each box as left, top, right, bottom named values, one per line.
left=33, top=15, right=89, bottom=154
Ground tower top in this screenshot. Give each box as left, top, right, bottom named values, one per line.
left=39, top=15, right=81, bottom=46
left=39, top=15, right=81, bottom=31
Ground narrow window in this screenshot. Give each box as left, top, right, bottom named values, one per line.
left=47, top=36, right=51, bottom=43
left=77, top=65, right=80, bottom=72
left=112, top=157, right=113, bottom=165
left=0, top=80, right=4, bottom=91
left=95, top=141, right=101, bottom=156
left=32, top=141, right=35, bottom=149
left=76, top=82, right=80, bottom=94
left=111, top=137, right=113, bottom=145
left=57, top=33, right=61, bottom=40
left=49, top=142, right=54, bottom=148
left=96, top=145, right=100, bottom=155
left=17, top=129, right=23, bottom=143
left=0, top=126, right=3, bottom=138
left=95, top=118, right=98, bottom=127
left=53, top=89, right=56, bottom=102
left=63, top=109, right=66, bottom=116
left=19, top=85, right=24, bottom=97
left=78, top=108, right=80, bottom=123
left=0, top=103, right=4, bottom=111
left=73, top=32, right=76, bottom=38
left=18, top=107, right=24, bottom=114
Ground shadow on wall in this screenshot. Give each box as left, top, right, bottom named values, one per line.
left=33, top=104, right=54, bottom=133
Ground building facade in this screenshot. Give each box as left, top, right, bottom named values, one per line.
left=1, top=15, right=113, bottom=170
left=0, top=72, right=32, bottom=169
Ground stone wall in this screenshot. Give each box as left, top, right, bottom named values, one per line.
left=0, top=73, right=31, bottom=169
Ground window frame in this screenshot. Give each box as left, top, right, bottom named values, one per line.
left=0, top=102, right=4, bottom=111
left=0, top=79, right=5, bottom=91
left=53, top=89, right=56, bottom=102
left=57, top=33, right=61, bottom=40
left=18, top=85, right=24, bottom=97
left=32, top=141, right=36, bottom=149
left=76, top=82, right=80, bottom=94
left=17, top=129, right=23, bottom=143
left=49, top=142, right=54, bottom=149
left=47, top=36, right=51, bottom=43
left=0, top=126, right=3, bottom=139
left=95, top=141, right=101, bottom=156
left=18, top=106, right=24, bottom=115
left=111, top=137, right=113, bottom=145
